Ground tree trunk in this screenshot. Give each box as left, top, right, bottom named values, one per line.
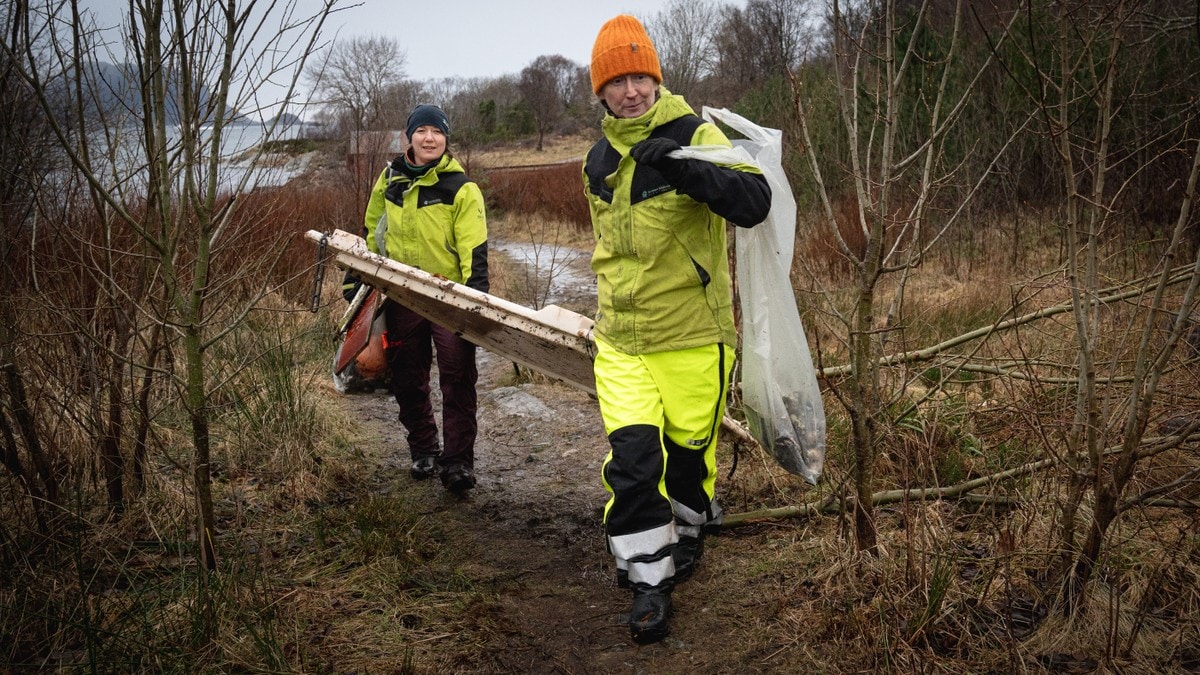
left=185, top=327, right=218, bottom=572
left=2, top=361, right=59, bottom=508
left=132, top=324, right=165, bottom=495
left=849, top=288, right=879, bottom=554
left=0, top=407, right=49, bottom=534
left=101, top=360, right=125, bottom=513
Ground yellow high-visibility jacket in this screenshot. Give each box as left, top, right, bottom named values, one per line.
left=583, top=89, right=769, bottom=355
left=364, top=153, right=488, bottom=292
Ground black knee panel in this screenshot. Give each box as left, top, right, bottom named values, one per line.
left=604, top=424, right=673, bottom=535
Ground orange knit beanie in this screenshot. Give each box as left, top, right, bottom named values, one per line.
left=589, top=14, right=662, bottom=94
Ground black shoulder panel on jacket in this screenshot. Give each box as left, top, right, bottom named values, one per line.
left=417, top=172, right=469, bottom=208
left=584, top=116, right=704, bottom=206
left=630, top=115, right=704, bottom=206
left=584, top=139, right=620, bottom=204
left=653, top=115, right=704, bottom=144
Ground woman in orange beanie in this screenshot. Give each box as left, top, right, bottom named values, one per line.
left=582, top=14, right=772, bottom=644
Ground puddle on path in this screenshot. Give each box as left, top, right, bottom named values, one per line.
left=492, top=241, right=595, bottom=308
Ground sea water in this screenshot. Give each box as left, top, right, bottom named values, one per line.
left=83, top=119, right=316, bottom=197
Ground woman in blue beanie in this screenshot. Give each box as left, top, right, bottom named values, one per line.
left=344, top=103, right=489, bottom=495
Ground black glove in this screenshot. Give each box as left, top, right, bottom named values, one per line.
left=341, top=272, right=363, bottom=303
left=630, top=137, right=682, bottom=171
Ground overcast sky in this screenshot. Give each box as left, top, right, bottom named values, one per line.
left=76, top=0, right=739, bottom=120
left=81, top=0, right=734, bottom=81
left=326, top=0, right=733, bottom=81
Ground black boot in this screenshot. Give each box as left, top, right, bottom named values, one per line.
left=629, top=582, right=673, bottom=644
left=672, top=534, right=704, bottom=583
left=441, top=466, right=476, bottom=495
left=410, top=456, right=437, bottom=480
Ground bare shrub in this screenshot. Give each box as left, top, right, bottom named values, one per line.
left=479, top=161, right=589, bottom=229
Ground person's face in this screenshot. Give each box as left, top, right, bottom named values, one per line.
left=409, top=125, right=447, bottom=165
left=601, top=74, right=658, bottom=118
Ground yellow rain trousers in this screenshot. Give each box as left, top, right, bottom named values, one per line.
left=595, top=336, right=733, bottom=586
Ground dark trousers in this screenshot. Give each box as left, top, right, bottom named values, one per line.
left=383, top=301, right=478, bottom=470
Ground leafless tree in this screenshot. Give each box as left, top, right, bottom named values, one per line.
left=645, top=0, right=721, bottom=99
left=790, top=1, right=1200, bottom=630
left=519, top=54, right=577, bottom=151
left=715, top=0, right=815, bottom=95
left=0, top=3, right=63, bottom=533
left=795, top=0, right=1024, bottom=553
left=1002, top=0, right=1200, bottom=614
left=306, top=34, right=406, bottom=137
left=565, top=64, right=596, bottom=131
left=3, top=0, right=338, bottom=593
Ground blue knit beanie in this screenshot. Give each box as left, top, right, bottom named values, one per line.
left=406, top=104, right=451, bottom=141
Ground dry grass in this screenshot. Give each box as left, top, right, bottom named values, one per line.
left=4, top=133, right=1199, bottom=672
left=470, top=133, right=594, bottom=169
left=469, top=133, right=595, bottom=230
left=478, top=161, right=591, bottom=227
left=727, top=200, right=1199, bottom=670
left=487, top=211, right=594, bottom=252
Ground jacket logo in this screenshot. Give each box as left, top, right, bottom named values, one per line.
left=641, top=184, right=673, bottom=199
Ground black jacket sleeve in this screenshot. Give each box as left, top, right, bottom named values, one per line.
left=660, top=159, right=772, bottom=228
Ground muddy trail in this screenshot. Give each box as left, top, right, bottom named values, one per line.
left=331, top=243, right=810, bottom=673
left=343, top=355, right=802, bottom=674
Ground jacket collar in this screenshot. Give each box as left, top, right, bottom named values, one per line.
left=388, top=153, right=463, bottom=183
left=600, top=87, right=694, bottom=153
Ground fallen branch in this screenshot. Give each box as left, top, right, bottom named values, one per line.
left=723, top=456, right=1052, bottom=527
left=723, top=432, right=1200, bottom=527
left=1120, top=465, right=1200, bottom=512
left=819, top=266, right=1195, bottom=378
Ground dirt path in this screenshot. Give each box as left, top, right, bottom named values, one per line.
left=337, top=246, right=785, bottom=672
left=350, top=351, right=765, bottom=672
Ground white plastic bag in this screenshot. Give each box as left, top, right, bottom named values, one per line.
left=674, top=108, right=826, bottom=484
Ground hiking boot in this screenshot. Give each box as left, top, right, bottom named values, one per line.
left=672, top=534, right=704, bottom=583
left=442, top=467, right=476, bottom=495
left=410, top=456, right=437, bottom=480
left=629, top=583, right=673, bottom=644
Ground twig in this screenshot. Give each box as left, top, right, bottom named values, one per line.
left=1119, top=466, right=1200, bottom=512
